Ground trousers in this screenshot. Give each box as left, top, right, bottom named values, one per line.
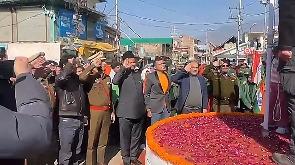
left=151, top=108, right=170, bottom=125
left=212, top=103, right=236, bottom=113
left=119, top=117, right=144, bottom=163
left=86, top=110, right=111, bottom=165
left=182, top=106, right=202, bottom=114
left=280, top=71, right=295, bottom=154
left=59, top=117, right=84, bottom=165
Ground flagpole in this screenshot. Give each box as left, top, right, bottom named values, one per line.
left=263, top=0, right=275, bottom=132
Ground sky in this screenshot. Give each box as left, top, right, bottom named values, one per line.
left=97, top=0, right=278, bottom=45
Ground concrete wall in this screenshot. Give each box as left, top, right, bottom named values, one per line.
left=142, top=43, right=162, bottom=56
left=5, top=43, right=61, bottom=62
left=0, top=7, right=50, bottom=43
left=87, top=0, right=100, bottom=10
left=105, top=26, right=116, bottom=46
left=181, top=36, right=195, bottom=60
left=17, top=8, right=48, bottom=42
left=87, top=19, right=95, bottom=41
left=0, top=9, right=13, bottom=42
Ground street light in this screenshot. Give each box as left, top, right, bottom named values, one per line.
left=249, top=23, right=257, bottom=33
left=260, top=0, right=270, bottom=50
left=260, top=0, right=270, bottom=34
left=206, top=29, right=215, bottom=63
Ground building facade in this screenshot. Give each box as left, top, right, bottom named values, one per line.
left=121, top=38, right=172, bottom=57
left=0, top=0, right=118, bottom=60
left=173, top=35, right=197, bottom=63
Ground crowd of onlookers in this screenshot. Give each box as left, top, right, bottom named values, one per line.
left=0, top=48, right=290, bottom=165
left=1, top=1, right=295, bottom=164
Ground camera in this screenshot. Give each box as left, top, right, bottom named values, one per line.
left=0, top=60, right=15, bottom=80
left=0, top=47, right=6, bottom=58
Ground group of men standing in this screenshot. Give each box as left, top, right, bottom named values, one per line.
left=0, top=49, right=255, bottom=165
left=115, top=52, right=211, bottom=165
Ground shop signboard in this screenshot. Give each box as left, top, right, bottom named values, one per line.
left=94, top=22, right=105, bottom=40
left=59, top=9, right=87, bottom=39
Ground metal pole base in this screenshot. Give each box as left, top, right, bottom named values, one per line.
left=262, top=128, right=270, bottom=137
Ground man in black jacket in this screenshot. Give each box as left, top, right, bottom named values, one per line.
left=55, top=55, right=86, bottom=165
left=0, top=57, right=51, bottom=164
left=113, top=51, right=145, bottom=165
left=272, top=0, right=295, bottom=165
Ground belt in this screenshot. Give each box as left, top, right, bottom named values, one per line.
left=90, top=106, right=109, bottom=111
left=214, top=97, right=230, bottom=101
left=213, top=98, right=231, bottom=105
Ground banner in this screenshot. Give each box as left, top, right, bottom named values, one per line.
left=59, top=9, right=87, bottom=39
left=94, top=22, right=105, bottom=40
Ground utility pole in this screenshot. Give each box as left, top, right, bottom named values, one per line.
left=237, top=0, right=242, bottom=65
left=171, top=26, right=178, bottom=38
left=206, top=29, right=215, bottom=63
left=171, top=26, right=179, bottom=63
left=73, top=0, right=82, bottom=39
left=229, top=0, right=243, bottom=65
left=115, top=0, right=120, bottom=53
left=263, top=0, right=275, bottom=135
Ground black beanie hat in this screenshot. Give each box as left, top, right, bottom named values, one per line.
left=122, top=51, right=135, bottom=60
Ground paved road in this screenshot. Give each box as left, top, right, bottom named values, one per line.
left=25, top=144, right=145, bottom=165
left=106, top=145, right=146, bottom=165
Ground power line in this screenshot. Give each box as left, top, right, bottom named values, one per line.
left=117, top=0, right=133, bottom=12
left=120, top=29, right=135, bottom=44
left=120, top=18, right=157, bottom=45
left=137, top=0, right=198, bottom=21
left=243, top=7, right=278, bottom=16
left=137, top=0, right=178, bottom=13
left=120, top=18, right=142, bottom=38
left=245, top=1, right=255, bottom=7
left=0, top=14, right=10, bottom=23
left=137, top=22, right=212, bottom=32
left=120, top=11, right=236, bottom=26
left=102, top=3, right=107, bottom=13
left=0, top=12, right=44, bottom=29
left=106, top=6, right=116, bottom=16
left=120, top=18, right=157, bottom=46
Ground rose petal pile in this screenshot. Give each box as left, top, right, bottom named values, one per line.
left=153, top=115, right=290, bottom=164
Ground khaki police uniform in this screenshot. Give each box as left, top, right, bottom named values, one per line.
left=203, top=64, right=239, bottom=112
left=80, top=53, right=112, bottom=165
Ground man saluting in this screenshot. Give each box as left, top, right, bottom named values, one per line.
left=113, top=51, right=145, bottom=165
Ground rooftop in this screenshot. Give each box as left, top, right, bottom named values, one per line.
left=121, top=38, right=173, bottom=46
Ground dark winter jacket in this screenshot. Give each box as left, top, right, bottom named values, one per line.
left=55, top=63, right=86, bottom=117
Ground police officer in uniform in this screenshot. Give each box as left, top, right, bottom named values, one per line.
left=203, top=59, right=239, bottom=112
left=79, top=52, right=114, bottom=165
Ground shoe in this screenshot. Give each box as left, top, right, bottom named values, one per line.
left=131, top=159, right=142, bottom=165
left=54, top=159, right=58, bottom=165
left=139, top=144, right=146, bottom=150
left=78, top=160, right=85, bottom=165
left=272, top=152, right=295, bottom=165
left=276, top=127, right=289, bottom=135
left=268, top=124, right=278, bottom=128
left=123, top=161, right=131, bottom=165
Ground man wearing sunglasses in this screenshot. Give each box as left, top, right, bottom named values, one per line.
left=203, top=59, right=239, bottom=112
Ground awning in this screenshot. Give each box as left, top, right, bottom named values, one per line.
left=76, top=40, right=117, bottom=58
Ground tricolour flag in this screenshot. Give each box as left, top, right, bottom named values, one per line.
left=252, top=51, right=262, bottom=84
